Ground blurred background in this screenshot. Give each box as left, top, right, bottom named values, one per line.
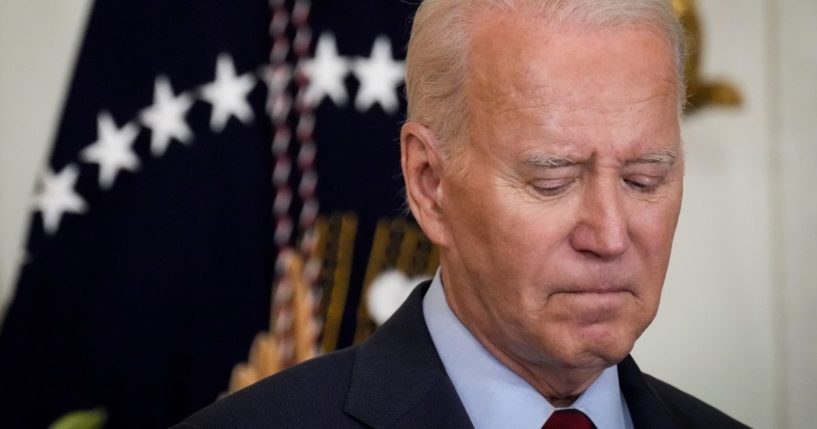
left=0, top=1, right=815, bottom=428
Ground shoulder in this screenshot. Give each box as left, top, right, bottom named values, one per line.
left=173, top=347, right=361, bottom=429
left=618, top=356, right=749, bottom=428
left=642, top=373, right=750, bottom=429
left=173, top=282, right=441, bottom=429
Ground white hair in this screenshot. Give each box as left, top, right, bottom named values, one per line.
left=404, top=0, right=686, bottom=154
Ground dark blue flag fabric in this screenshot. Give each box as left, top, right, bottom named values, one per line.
left=0, top=0, right=423, bottom=428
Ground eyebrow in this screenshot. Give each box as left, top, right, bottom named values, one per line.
left=522, top=154, right=577, bottom=168
left=630, top=148, right=679, bottom=165
left=521, top=147, right=679, bottom=169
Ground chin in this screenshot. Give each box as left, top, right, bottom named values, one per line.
left=554, top=347, right=627, bottom=370
left=524, top=337, right=629, bottom=371
left=555, top=327, right=639, bottom=370
left=583, top=344, right=632, bottom=367
left=582, top=332, right=640, bottom=367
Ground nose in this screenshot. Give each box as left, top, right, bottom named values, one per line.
left=569, top=179, right=631, bottom=259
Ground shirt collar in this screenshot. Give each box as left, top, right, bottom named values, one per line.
left=422, top=269, right=632, bottom=429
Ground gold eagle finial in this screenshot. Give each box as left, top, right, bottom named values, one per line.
left=672, top=0, right=743, bottom=113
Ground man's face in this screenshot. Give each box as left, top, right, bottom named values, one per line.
left=437, top=16, right=683, bottom=372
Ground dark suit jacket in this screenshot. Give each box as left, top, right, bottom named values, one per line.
left=174, top=281, right=748, bottom=428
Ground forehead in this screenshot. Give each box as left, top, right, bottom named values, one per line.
left=465, top=12, right=679, bottom=113
left=462, top=12, right=680, bottom=158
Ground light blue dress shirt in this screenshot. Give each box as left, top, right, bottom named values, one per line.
left=422, top=270, right=634, bottom=429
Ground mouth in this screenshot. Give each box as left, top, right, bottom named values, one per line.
left=551, top=289, right=634, bottom=311
left=553, top=286, right=632, bottom=296
left=560, top=290, right=632, bottom=303
left=553, top=289, right=633, bottom=323
left=568, top=289, right=630, bottom=294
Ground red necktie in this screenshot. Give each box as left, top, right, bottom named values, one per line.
left=542, top=409, right=596, bottom=429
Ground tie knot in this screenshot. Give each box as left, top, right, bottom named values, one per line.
left=542, top=409, right=596, bottom=429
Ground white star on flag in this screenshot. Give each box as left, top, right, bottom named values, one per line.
left=201, top=54, right=256, bottom=132
left=352, top=36, right=405, bottom=114
left=301, top=32, right=349, bottom=108
left=140, top=75, right=194, bottom=157
left=81, top=111, right=141, bottom=190
left=32, top=164, right=87, bottom=235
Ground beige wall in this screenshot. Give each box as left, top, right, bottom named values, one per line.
left=633, top=0, right=777, bottom=426
left=0, top=1, right=814, bottom=427
left=775, top=0, right=817, bottom=427
left=0, top=0, right=93, bottom=316
left=634, top=2, right=817, bottom=428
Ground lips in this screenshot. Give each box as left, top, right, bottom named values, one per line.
left=552, top=285, right=632, bottom=295
left=549, top=288, right=634, bottom=313
left=556, top=290, right=632, bottom=303
left=568, top=289, right=629, bottom=294
left=547, top=269, right=635, bottom=295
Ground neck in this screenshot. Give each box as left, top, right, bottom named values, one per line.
left=488, top=344, right=605, bottom=407
left=440, top=276, right=606, bottom=406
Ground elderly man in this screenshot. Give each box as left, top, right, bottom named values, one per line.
left=176, top=0, right=748, bottom=427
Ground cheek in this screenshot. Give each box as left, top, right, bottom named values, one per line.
left=487, top=199, right=578, bottom=277
left=634, top=199, right=680, bottom=254
left=628, top=198, right=681, bottom=300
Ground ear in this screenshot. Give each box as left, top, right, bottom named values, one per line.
left=400, top=122, right=450, bottom=247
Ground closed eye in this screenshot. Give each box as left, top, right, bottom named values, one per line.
left=530, top=178, right=575, bottom=196
left=624, top=175, right=664, bottom=193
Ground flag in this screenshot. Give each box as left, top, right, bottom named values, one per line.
left=0, top=0, right=424, bottom=427
left=0, top=0, right=273, bottom=427
left=300, top=0, right=425, bottom=351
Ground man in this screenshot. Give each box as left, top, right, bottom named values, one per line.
left=176, top=0, right=748, bottom=427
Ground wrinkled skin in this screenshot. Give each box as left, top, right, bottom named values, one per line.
left=402, top=13, right=683, bottom=405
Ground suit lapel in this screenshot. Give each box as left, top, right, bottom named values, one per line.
left=343, top=281, right=473, bottom=428
left=618, top=355, right=684, bottom=429
left=344, top=282, right=688, bottom=429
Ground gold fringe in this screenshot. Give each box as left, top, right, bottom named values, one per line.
left=320, top=214, right=357, bottom=352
